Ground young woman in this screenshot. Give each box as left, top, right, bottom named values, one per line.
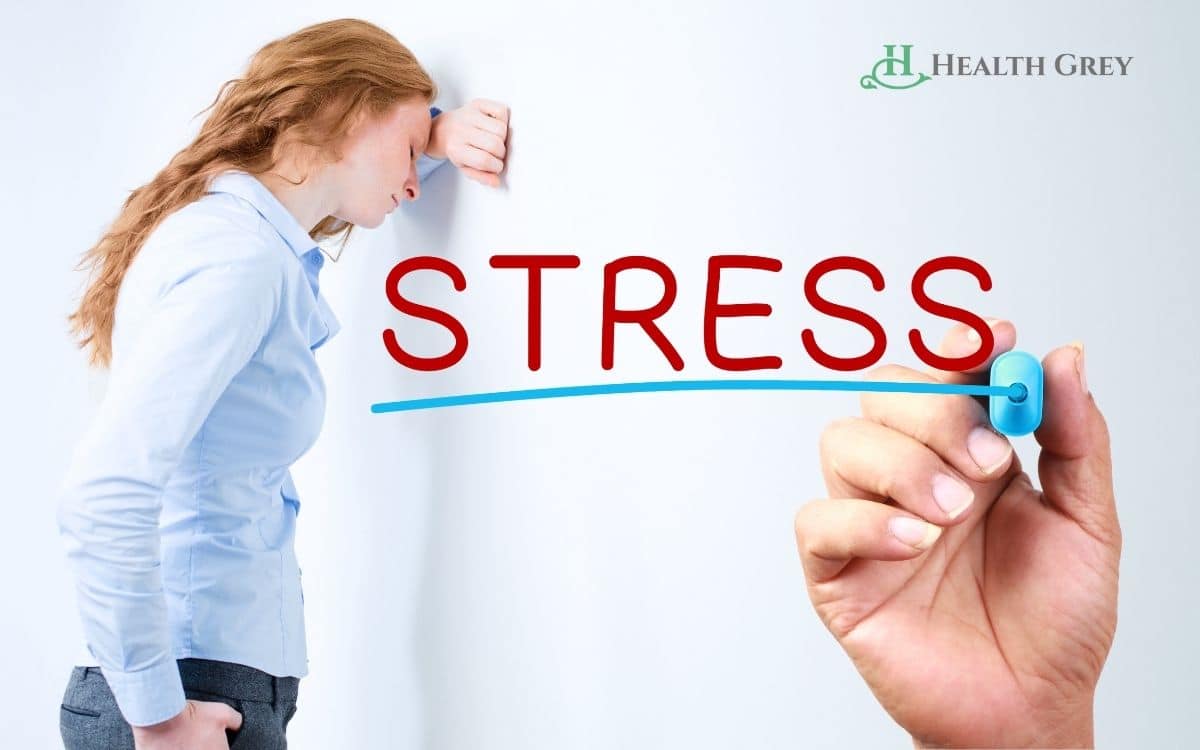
left=55, top=18, right=508, bottom=749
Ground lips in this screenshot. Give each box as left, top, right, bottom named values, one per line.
left=391, top=194, right=399, bottom=208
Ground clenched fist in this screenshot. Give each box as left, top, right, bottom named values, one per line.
left=426, top=98, right=510, bottom=187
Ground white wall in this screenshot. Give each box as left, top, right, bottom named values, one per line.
left=3, top=1, right=1197, bottom=747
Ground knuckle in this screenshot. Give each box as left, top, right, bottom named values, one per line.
left=876, top=463, right=901, bottom=500
left=793, top=507, right=810, bottom=548
left=907, top=392, right=968, bottom=449
left=955, top=396, right=991, bottom=439
left=925, top=395, right=961, bottom=438
left=859, top=366, right=916, bottom=417
left=819, top=416, right=855, bottom=455
left=793, top=505, right=827, bottom=560
left=906, top=408, right=938, bottom=448
left=874, top=451, right=921, bottom=501
left=866, top=363, right=912, bottom=382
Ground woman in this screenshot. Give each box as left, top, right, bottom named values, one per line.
left=55, top=18, right=508, bottom=749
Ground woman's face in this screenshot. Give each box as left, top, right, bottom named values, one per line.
left=329, top=98, right=432, bottom=229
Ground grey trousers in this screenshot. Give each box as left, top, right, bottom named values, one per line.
left=59, top=658, right=300, bottom=749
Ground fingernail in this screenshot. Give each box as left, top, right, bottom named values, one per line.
left=889, top=517, right=943, bottom=549
left=967, top=426, right=1013, bottom=475
left=966, top=318, right=1001, bottom=346
left=1070, top=340, right=1088, bottom=394
left=932, top=473, right=975, bottom=519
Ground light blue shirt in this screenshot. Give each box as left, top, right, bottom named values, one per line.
left=56, top=142, right=446, bottom=725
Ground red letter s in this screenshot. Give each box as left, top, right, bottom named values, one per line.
left=802, top=256, right=887, bottom=372
left=382, top=256, right=468, bottom=371
left=910, top=256, right=992, bottom=371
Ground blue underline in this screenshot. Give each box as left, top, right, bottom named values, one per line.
left=369, top=379, right=1019, bottom=414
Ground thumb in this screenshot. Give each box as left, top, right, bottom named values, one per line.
left=220, top=702, right=243, bottom=732
left=1034, top=342, right=1119, bottom=543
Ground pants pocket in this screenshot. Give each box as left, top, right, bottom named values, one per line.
left=282, top=701, right=298, bottom=731
left=59, top=668, right=134, bottom=750
left=60, top=703, right=101, bottom=718
left=183, top=687, right=288, bottom=750
left=229, top=700, right=281, bottom=750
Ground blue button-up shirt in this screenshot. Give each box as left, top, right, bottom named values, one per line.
left=57, top=125, right=445, bottom=726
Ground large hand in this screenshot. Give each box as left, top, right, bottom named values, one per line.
left=132, top=698, right=243, bottom=749
left=793, top=320, right=1121, bottom=748
left=426, top=98, right=510, bottom=187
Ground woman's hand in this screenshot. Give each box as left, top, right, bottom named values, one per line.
left=132, top=698, right=243, bottom=749
left=794, top=320, right=1121, bottom=748
left=426, top=98, right=510, bottom=187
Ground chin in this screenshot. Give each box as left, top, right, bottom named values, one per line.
left=349, top=212, right=386, bottom=229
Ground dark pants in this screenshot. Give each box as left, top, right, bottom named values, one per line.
left=59, top=658, right=300, bottom=749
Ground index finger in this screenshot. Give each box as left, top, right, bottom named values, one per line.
left=923, top=317, right=1016, bottom=385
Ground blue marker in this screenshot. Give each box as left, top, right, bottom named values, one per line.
left=371, top=350, right=1046, bottom=437
left=988, top=350, right=1044, bottom=436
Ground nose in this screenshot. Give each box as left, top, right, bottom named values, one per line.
left=403, top=164, right=420, bottom=202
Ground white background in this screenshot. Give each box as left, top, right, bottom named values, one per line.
left=3, top=1, right=1197, bottom=747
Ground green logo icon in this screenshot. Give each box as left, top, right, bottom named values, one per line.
left=861, top=44, right=931, bottom=91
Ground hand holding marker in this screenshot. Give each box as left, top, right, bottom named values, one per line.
left=795, top=319, right=1119, bottom=748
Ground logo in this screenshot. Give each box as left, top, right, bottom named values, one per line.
left=860, top=44, right=931, bottom=91
left=860, top=44, right=1134, bottom=91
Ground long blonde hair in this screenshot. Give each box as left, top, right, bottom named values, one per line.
left=68, top=18, right=437, bottom=368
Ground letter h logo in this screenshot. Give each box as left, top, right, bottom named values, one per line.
left=861, top=44, right=931, bottom=91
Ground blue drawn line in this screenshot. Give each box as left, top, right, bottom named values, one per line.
left=370, top=379, right=1021, bottom=414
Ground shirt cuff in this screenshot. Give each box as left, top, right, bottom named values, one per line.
left=100, top=659, right=187, bottom=727
left=419, top=106, right=449, bottom=180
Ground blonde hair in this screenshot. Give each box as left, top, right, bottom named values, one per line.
left=68, top=18, right=437, bottom=368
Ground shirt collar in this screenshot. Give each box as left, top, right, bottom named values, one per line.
left=206, top=169, right=341, bottom=349
left=206, top=169, right=320, bottom=261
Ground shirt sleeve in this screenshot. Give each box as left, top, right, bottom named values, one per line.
left=416, top=105, right=448, bottom=182
left=55, top=237, right=283, bottom=727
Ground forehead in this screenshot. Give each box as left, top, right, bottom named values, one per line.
left=341, top=99, right=431, bottom=159
left=375, top=99, right=432, bottom=135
